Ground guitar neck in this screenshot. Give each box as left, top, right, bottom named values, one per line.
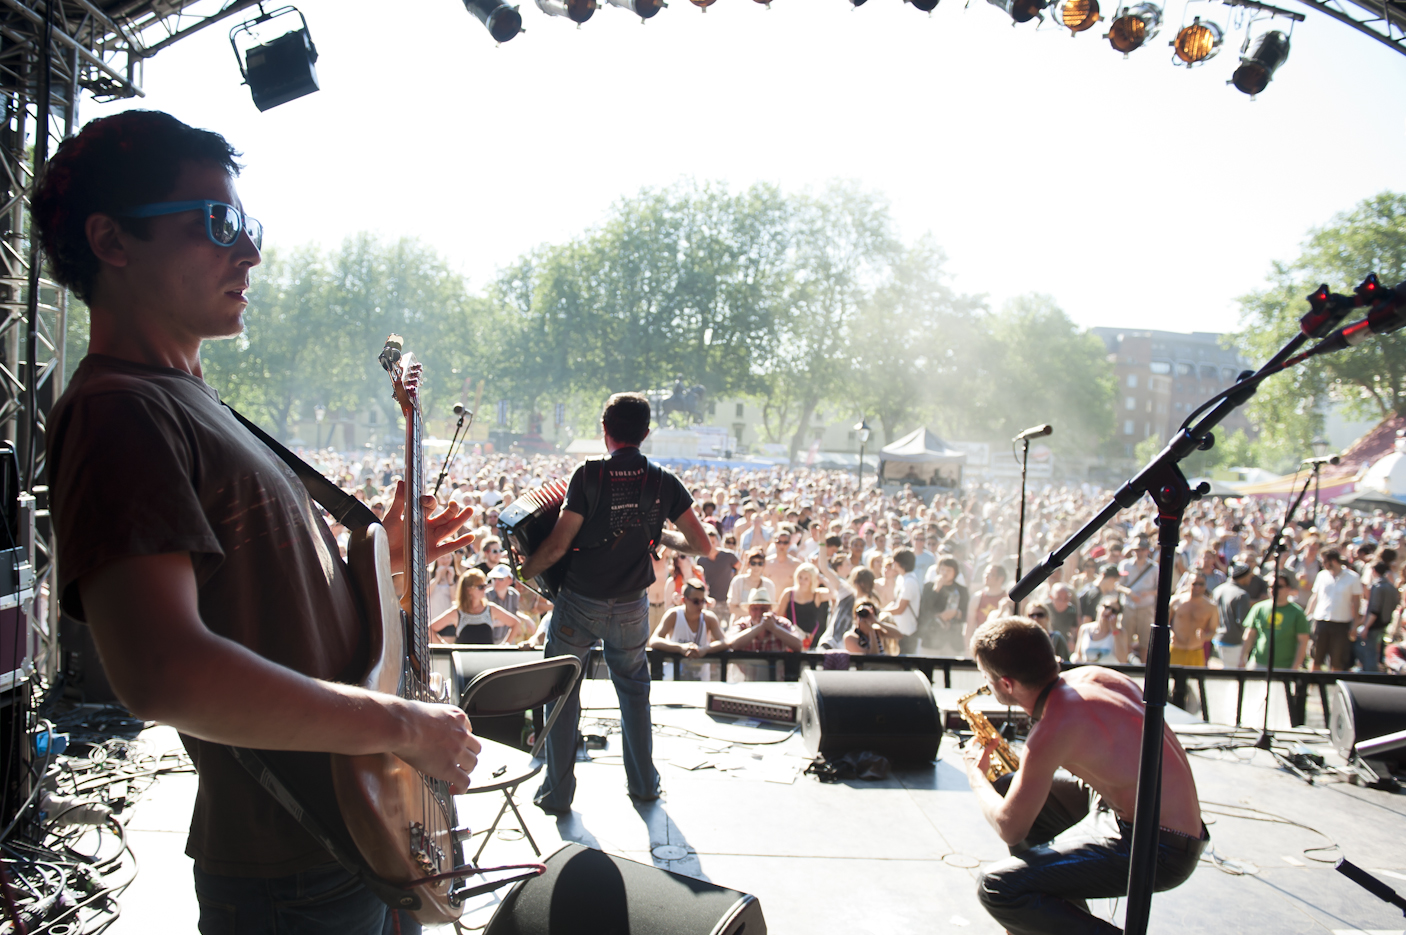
left=405, top=398, right=430, bottom=695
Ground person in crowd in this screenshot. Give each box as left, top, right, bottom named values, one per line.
left=764, top=525, right=801, bottom=590
left=882, top=549, right=921, bottom=654
left=473, top=535, right=505, bottom=574
left=727, top=547, right=775, bottom=620
left=727, top=587, right=804, bottom=652
left=967, top=563, right=1009, bottom=650
left=1077, top=564, right=1123, bottom=625
left=1119, top=536, right=1158, bottom=662
left=648, top=579, right=728, bottom=660
left=869, top=551, right=895, bottom=607
left=39, top=110, right=479, bottom=932
left=737, top=503, right=771, bottom=552
left=1355, top=559, right=1399, bottom=672
left=646, top=549, right=671, bottom=629
left=774, top=562, right=831, bottom=649
left=1046, top=584, right=1079, bottom=646
left=431, top=569, right=519, bottom=644
left=1168, top=574, right=1218, bottom=667
left=1210, top=563, right=1256, bottom=668
left=697, top=526, right=740, bottom=612
left=429, top=551, right=460, bottom=621
left=844, top=599, right=898, bottom=656
left=1303, top=547, right=1363, bottom=672
left=912, top=531, right=937, bottom=581
left=1074, top=597, right=1126, bottom=663
left=1026, top=603, right=1070, bottom=661
left=917, top=556, right=968, bottom=656
left=1239, top=573, right=1310, bottom=671
left=485, top=564, right=535, bottom=643
left=965, top=617, right=1206, bottom=934
left=519, top=392, right=713, bottom=816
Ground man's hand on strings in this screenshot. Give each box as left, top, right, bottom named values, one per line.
left=383, top=481, right=475, bottom=584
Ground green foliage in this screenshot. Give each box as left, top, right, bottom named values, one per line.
left=1232, top=192, right=1406, bottom=468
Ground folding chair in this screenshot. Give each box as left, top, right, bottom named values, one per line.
left=458, top=654, right=583, bottom=863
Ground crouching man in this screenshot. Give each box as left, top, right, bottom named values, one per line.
left=963, top=616, right=1208, bottom=934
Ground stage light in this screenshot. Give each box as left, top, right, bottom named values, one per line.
left=988, top=0, right=1048, bottom=25
left=850, top=0, right=870, bottom=6
left=908, top=0, right=939, bottom=9
left=1172, top=15, right=1221, bottom=62
left=690, top=0, right=717, bottom=9
left=535, top=0, right=596, bottom=22
left=606, top=0, right=663, bottom=18
left=464, top=0, right=524, bottom=41
left=229, top=6, right=319, bottom=112
left=1054, top=0, right=1099, bottom=34
left=1106, top=3, right=1161, bottom=55
left=1231, top=29, right=1290, bottom=97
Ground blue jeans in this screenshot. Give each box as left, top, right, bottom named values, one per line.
left=1354, top=631, right=1385, bottom=672
left=534, top=587, right=659, bottom=811
left=194, top=862, right=419, bottom=935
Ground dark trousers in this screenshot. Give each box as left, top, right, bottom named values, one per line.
left=977, top=773, right=1208, bottom=935
left=194, top=863, right=419, bottom=935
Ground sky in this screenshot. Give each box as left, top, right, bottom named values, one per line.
left=83, top=0, right=1406, bottom=337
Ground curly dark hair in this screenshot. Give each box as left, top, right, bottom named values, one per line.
left=600, top=392, right=652, bottom=446
left=32, top=110, right=241, bottom=303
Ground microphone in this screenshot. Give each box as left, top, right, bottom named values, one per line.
left=1302, top=455, right=1340, bottom=466
left=453, top=402, right=471, bottom=417
left=1013, top=424, right=1053, bottom=442
left=1290, top=277, right=1404, bottom=364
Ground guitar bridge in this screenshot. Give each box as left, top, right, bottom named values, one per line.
left=409, top=821, right=446, bottom=877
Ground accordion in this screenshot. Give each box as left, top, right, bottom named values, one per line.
left=497, top=478, right=570, bottom=599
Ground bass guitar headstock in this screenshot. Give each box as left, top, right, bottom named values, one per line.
left=380, top=334, right=422, bottom=419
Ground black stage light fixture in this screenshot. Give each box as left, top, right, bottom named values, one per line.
left=536, top=0, right=597, bottom=22
left=989, top=0, right=1047, bottom=25
left=908, top=0, right=940, bottom=9
left=851, top=0, right=869, bottom=6
left=1231, top=29, right=1290, bottom=97
left=1172, top=16, right=1223, bottom=64
left=1054, top=0, right=1100, bottom=34
left=464, top=0, right=524, bottom=40
left=690, top=0, right=717, bottom=9
left=606, top=0, right=663, bottom=18
left=1106, top=2, right=1161, bottom=55
left=229, top=7, right=319, bottom=112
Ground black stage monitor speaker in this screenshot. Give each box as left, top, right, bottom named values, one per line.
left=1330, top=680, right=1406, bottom=769
left=799, top=669, right=941, bottom=764
left=484, top=842, right=765, bottom=935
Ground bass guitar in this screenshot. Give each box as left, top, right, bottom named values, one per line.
left=327, top=335, right=465, bottom=924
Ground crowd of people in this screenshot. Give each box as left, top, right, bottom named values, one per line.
left=304, top=445, right=1406, bottom=677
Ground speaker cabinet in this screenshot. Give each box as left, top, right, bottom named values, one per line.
left=1330, top=680, right=1406, bottom=768
left=799, top=669, right=941, bottom=764
left=484, top=843, right=765, bottom=935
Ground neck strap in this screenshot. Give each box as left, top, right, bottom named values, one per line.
left=1032, top=676, right=1061, bottom=723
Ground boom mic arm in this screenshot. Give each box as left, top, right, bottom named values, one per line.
left=1013, top=424, right=1053, bottom=442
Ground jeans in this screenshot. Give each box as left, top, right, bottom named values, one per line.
left=534, top=587, right=659, bottom=811
left=194, top=862, right=419, bottom=935
left=977, top=775, right=1208, bottom=935
left=1354, top=631, right=1385, bottom=672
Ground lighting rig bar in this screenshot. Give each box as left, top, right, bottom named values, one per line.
left=1290, top=0, right=1405, bottom=55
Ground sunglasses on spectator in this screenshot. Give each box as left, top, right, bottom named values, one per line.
left=1101, top=605, right=1122, bottom=615
left=686, top=596, right=706, bottom=606
left=470, top=584, right=487, bottom=590
left=749, top=559, right=764, bottom=566
left=856, top=609, right=874, bottom=619
left=1029, top=610, right=1048, bottom=619
left=121, top=199, right=263, bottom=249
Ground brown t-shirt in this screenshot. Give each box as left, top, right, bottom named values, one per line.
left=47, top=354, right=367, bottom=877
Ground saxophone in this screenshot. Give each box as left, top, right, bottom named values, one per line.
left=957, top=686, right=1021, bottom=781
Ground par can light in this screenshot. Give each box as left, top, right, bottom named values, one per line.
left=1172, top=17, right=1222, bottom=64
left=606, top=0, right=663, bottom=17
left=1107, top=2, right=1161, bottom=55
left=1231, top=29, right=1290, bottom=97
left=536, top=0, right=596, bottom=21
left=908, top=0, right=940, bottom=9
left=1054, top=0, right=1099, bottom=34
left=988, top=0, right=1048, bottom=25
left=464, top=0, right=524, bottom=40
left=690, top=0, right=717, bottom=8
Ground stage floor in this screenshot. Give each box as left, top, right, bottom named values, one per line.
left=101, top=673, right=1406, bottom=934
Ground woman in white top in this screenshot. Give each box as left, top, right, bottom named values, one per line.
left=430, top=569, right=532, bottom=644
left=1075, top=597, right=1127, bottom=663
left=428, top=551, right=460, bottom=622
left=649, top=580, right=728, bottom=657
left=726, top=547, right=776, bottom=620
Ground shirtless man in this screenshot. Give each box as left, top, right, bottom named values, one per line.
left=965, top=616, right=1207, bottom=934
left=763, top=525, right=801, bottom=589
left=1168, top=574, right=1219, bottom=667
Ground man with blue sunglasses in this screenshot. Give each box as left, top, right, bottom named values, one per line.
left=35, top=110, right=478, bottom=935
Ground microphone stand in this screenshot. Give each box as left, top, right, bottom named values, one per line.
left=432, top=406, right=474, bottom=500
left=1014, top=436, right=1032, bottom=615
left=1254, top=466, right=1315, bottom=751
left=1008, top=328, right=1316, bottom=935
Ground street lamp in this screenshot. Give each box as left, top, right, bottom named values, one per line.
left=1311, top=436, right=1329, bottom=458
left=855, top=419, right=871, bottom=490
left=313, top=404, right=326, bottom=449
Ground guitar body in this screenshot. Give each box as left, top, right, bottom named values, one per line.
left=326, top=348, right=465, bottom=925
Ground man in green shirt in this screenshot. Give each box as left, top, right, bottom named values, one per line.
left=1239, top=572, right=1310, bottom=670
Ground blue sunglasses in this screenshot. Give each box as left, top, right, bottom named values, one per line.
left=120, top=200, right=263, bottom=249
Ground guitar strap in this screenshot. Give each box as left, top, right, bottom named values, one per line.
left=220, top=404, right=430, bottom=912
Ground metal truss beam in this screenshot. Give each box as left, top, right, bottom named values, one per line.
left=1294, top=0, right=1406, bottom=57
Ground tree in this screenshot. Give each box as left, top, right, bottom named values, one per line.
left=1233, top=192, right=1406, bottom=469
